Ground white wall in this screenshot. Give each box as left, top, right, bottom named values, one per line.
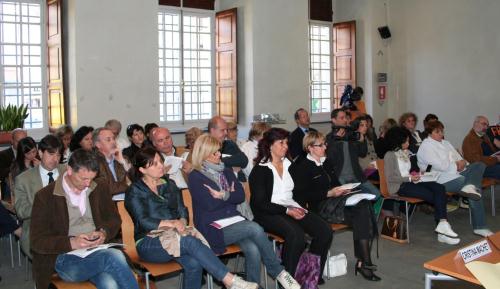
left=335, top=0, right=500, bottom=146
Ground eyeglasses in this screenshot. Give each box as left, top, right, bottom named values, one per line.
left=311, top=143, right=326, bottom=147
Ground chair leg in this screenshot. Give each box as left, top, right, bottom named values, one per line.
left=9, top=234, right=14, bottom=268
left=376, top=199, right=385, bottom=221
left=25, top=254, right=29, bottom=281
left=405, top=202, right=410, bottom=243
left=177, top=272, right=183, bottom=289
left=145, top=272, right=151, bottom=289
left=264, top=265, right=268, bottom=289
left=17, top=238, right=21, bottom=266
left=491, top=185, right=495, bottom=217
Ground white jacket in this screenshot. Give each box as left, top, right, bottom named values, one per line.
left=417, top=137, right=463, bottom=184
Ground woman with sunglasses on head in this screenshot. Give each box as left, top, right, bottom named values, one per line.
left=249, top=128, right=332, bottom=283
left=187, top=134, right=300, bottom=289
left=9, top=136, right=40, bottom=187
left=125, top=146, right=259, bottom=289
left=290, top=131, right=380, bottom=281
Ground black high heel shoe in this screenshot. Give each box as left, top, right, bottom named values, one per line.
left=354, top=261, right=381, bottom=281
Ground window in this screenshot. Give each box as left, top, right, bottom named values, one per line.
left=309, top=22, right=332, bottom=115
left=158, top=8, right=214, bottom=124
left=0, top=0, right=45, bottom=129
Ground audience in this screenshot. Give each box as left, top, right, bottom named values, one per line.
left=181, top=127, right=203, bottom=160
left=422, top=114, right=439, bottom=139
left=54, top=124, right=73, bottom=163
left=289, top=108, right=317, bottom=160
left=150, top=127, right=191, bottom=189
left=290, top=131, right=380, bottom=281
left=105, top=119, right=130, bottom=150
left=384, top=127, right=459, bottom=245
left=144, top=122, right=159, bottom=147
left=30, top=149, right=138, bottom=289
left=241, top=122, right=271, bottom=178
left=399, top=112, right=424, bottom=154
left=208, top=116, right=248, bottom=182
left=122, top=124, right=146, bottom=162
left=352, top=116, right=378, bottom=179
left=417, top=120, right=492, bottom=237
left=125, top=147, right=259, bottom=289
left=69, top=126, right=94, bottom=152
left=375, top=118, right=397, bottom=158
left=326, top=109, right=380, bottom=198
left=9, top=136, right=40, bottom=188
left=249, top=128, right=332, bottom=280
left=93, top=127, right=130, bottom=196
left=0, top=128, right=27, bottom=199
left=462, top=116, right=500, bottom=179
left=226, top=121, right=244, bottom=147
left=14, top=135, right=64, bottom=258
left=188, top=134, right=300, bottom=289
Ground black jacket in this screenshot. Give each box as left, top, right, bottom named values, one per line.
left=248, top=164, right=288, bottom=218
left=221, top=140, right=248, bottom=182
left=0, top=147, right=14, bottom=181
left=325, top=132, right=368, bottom=183
left=289, top=127, right=317, bottom=160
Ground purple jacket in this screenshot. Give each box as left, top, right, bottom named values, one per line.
left=187, top=168, right=245, bottom=254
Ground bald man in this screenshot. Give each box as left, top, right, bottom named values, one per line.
left=462, top=116, right=500, bottom=179
left=208, top=116, right=248, bottom=182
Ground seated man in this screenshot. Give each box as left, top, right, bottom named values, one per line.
left=0, top=128, right=27, bottom=200
left=30, top=149, right=138, bottom=289
left=105, top=119, right=130, bottom=150
left=208, top=116, right=248, bottom=182
left=93, top=127, right=130, bottom=195
left=289, top=108, right=317, bottom=160
left=326, top=109, right=380, bottom=198
left=14, top=134, right=65, bottom=257
left=150, top=127, right=191, bottom=188
left=462, top=116, right=500, bottom=179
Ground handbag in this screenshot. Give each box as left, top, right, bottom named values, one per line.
left=323, top=253, right=347, bottom=278
left=380, top=216, right=408, bottom=243
left=294, top=252, right=320, bottom=289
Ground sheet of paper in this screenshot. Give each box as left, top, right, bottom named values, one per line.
left=338, top=182, right=361, bottom=190
left=419, top=172, right=440, bottom=182
left=163, top=156, right=184, bottom=174
left=345, top=193, right=376, bottom=206
left=465, top=261, right=500, bottom=289
left=210, top=216, right=245, bottom=229
left=272, top=199, right=308, bottom=212
left=67, top=243, right=124, bottom=258
left=112, top=193, right=125, bottom=201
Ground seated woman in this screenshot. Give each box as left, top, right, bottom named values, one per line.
left=249, top=128, right=333, bottom=281
left=352, top=116, right=378, bottom=180
left=417, top=120, right=491, bottom=237
left=241, top=122, right=271, bottom=178
left=125, top=147, right=259, bottom=289
left=290, top=131, right=380, bottom=281
left=9, top=136, right=40, bottom=188
left=187, top=134, right=300, bottom=289
left=55, top=124, right=73, bottom=163
left=384, top=127, right=460, bottom=245
left=122, top=124, right=146, bottom=162
left=69, top=126, right=94, bottom=153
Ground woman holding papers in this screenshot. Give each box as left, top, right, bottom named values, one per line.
left=188, top=134, right=300, bottom=289
left=249, top=128, right=333, bottom=282
left=125, top=147, right=259, bottom=289
left=384, top=127, right=460, bottom=245
left=289, top=131, right=380, bottom=281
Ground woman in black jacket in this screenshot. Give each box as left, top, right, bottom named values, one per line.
left=249, top=128, right=332, bottom=281
left=289, top=131, right=380, bottom=281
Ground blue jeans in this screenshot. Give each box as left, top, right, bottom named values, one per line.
left=222, top=220, right=284, bottom=284
left=484, top=163, right=500, bottom=179
left=55, top=248, right=138, bottom=289
left=359, top=180, right=381, bottom=198
left=442, top=162, right=487, bottom=229
left=136, top=235, right=229, bottom=289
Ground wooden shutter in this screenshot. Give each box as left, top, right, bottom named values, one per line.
left=333, top=21, right=356, bottom=108
left=215, top=8, right=237, bottom=122
left=47, top=0, right=65, bottom=127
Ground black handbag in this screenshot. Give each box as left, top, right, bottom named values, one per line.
left=380, top=216, right=407, bottom=243
left=317, top=195, right=348, bottom=224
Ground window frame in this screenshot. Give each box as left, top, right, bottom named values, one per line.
left=308, top=20, right=334, bottom=123
left=0, top=0, right=48, bottom=138
left=158, top=5, right=216, bottom=130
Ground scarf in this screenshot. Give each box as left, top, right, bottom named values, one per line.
left=200, top=161, right=231, bottom=193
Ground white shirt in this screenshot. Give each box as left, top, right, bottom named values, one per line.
left=417, top=137, right=463, bottom=184
left=395, top=150, right=411, bottom=178
left=259, top=158, right=295, bottom=204
left=241, top=139, right=258, bottom=178
left=39, top=165, right=60, bottom=187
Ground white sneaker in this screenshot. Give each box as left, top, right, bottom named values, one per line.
left=473, top=229, right=494, bottom=237
left=459, top=185, right=481, bottom=201
left=437, top=234, right=460, bottom=245
left=229, top=276, right=259, bottom=289
left=276, top=270, right=301, bottom=289
left=435, top=220, right=458, bottom=238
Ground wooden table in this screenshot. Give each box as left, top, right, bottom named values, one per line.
left=423, top=232, right=500, bottom=288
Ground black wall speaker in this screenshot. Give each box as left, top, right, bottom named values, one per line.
left=378, top=26, right=391, bottom=39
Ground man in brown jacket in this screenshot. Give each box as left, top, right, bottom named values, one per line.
left=93, top=127, right=130, bottom=196
left=30, top=149, right=138, bottom=289
left=462, top=116, right=500, bottom=179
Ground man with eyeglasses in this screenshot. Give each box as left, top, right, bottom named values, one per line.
left=14, top=134, right=65, bottom=258
left=462, top=116, right=500, bottom=179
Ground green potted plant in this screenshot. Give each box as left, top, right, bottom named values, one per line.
left=0, top=104, right=29, bottom=144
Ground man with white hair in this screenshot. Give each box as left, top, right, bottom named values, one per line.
left=462, top=116, right=500, bottom=179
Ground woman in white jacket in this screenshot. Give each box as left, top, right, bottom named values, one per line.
left=417, top=120, right=491, bottom=237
